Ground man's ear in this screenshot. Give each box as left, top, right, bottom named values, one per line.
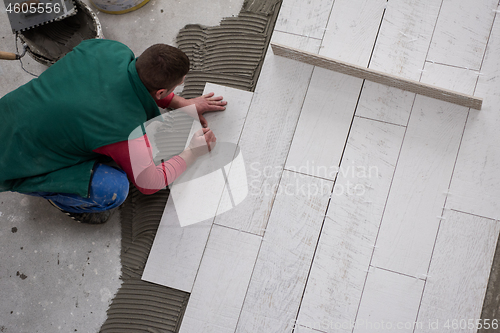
left=154, top=89, right=167, bottom=100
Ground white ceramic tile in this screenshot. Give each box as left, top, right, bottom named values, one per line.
left=427, top=0, right=497, bottom=70
left=415, top=210, right=500, bottom=333
left=446, top=16, right=500, bottom=221
left=356, top=81, right=416, bottom=127
left=371, top=96, right=468, bottom=278
left=297, top=117, right=405, bottom=333
left=354, top=268, right=424, bottom=333
left=142, top=83, right=253, bottom=292
left=235, top=170, right=333, bottom=333
left=420, top=62, right=479, bottom=96
left=179, top=225, right=261, bottom=333
left=275, top=0, right=335, bottom=39
left=355, top=0, right=441, bottom=125
left=285, top=68, right=363, bottom=180
left=369, top=0, right=441, bottom=80
left=214, top=34, right=319, bottom=236
left=320, top=0, right=386, bottom=67
left=272, top=31, right=322, bottom=54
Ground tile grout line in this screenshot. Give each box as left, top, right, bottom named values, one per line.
left=289, top=1, right=352, bottom=331
left=283, top=168, right=336, bottom=182
left=449, top=208, right=500, bottom=222
left=369, top=265, right=427, bottom=281
left=424, top=60, right=482, bottom=72
left=354, top=114, right=407, bottom=128
left=273, top=29, right=322, bottom=41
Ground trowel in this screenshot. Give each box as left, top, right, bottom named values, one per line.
left=3, top=0, right=77, bottom=33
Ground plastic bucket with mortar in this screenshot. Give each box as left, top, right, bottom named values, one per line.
left=19, top=0, right=103, bottom=66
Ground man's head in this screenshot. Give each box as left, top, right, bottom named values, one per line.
left=136, top=44, right=190, bottom=100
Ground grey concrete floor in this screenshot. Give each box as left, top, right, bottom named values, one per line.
left=0, top=0, right=243, bottom=332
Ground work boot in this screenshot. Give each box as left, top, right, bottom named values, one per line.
left=48, top=200, right=116, bottom=224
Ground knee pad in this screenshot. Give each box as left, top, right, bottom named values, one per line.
left=90, top=163, right=129, bottom=208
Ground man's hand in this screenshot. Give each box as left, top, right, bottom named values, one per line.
left=170, top=93, right=227, bottom=128
left=179, top=127, right=217, bottom=166
left=189, top=92, right=227, bottom=128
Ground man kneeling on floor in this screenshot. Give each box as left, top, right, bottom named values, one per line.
left=0, top=39, right=226, bottom=224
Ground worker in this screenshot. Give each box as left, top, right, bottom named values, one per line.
left=0, top=39, right=226, bottom=224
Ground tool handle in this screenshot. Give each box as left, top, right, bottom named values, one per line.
left=0, top=51, right=18, bottom=60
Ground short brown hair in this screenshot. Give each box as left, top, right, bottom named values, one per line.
left=136, top=44, right=190, bottom=93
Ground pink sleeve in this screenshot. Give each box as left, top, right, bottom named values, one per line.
left=155, top=92, right=175, bottom=108
left=93, top=134, right=187, bottom=195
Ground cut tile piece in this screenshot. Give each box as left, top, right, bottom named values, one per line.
left=371, top=96, right=468, bottom=278
left=274, top=0, right=335, bottom=39
left=320, top=0, right=386, bottom=66
left=235, top=170, right=333, bottom=333
left=420, top=62, right=479, bottom=96
left=214, top=33, right=318, bottom=236
left=142, top=83, right=253, bottom=292
left=415, top=210, right=500, bottom=333
left=446, top=16, right=500, bottom=221
left=179, top=225, right=261, bottom=333
left=369, top=0, right=441, bottom=80
left=285, top=68, right=363, bottom=180
left=353, top=268, right=424, bottom=333
left=426, top=0, right=497, bottom=70
left=297, top=117, right=405, bottom=333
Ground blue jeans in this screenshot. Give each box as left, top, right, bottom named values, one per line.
left=26, top=163, right=129, bottom=213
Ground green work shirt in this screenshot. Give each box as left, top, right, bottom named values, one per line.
left=0, top=39, right=160, bottom=197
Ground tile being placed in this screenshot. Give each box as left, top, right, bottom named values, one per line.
left=142, top=83, right=253, bottom=292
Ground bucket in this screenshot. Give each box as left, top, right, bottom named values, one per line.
left=89, top=0, right=149, bottom=14
left=19, top=0, right=103, bottom=66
